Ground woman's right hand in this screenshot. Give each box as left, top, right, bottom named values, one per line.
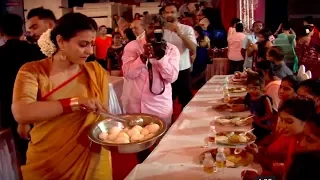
left=78, top=98, right=107, bottom=113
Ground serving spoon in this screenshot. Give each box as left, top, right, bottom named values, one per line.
left=99, top=112, right=144, bottom=127
left=81, top=106, right=144, bottom=127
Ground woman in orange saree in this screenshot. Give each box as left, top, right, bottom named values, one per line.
left=12, top=13, right=112, bottom=180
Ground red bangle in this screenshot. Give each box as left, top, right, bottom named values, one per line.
left=59, top=97, right=80, bottom=114
left=59, top=98, right=72, bottom=114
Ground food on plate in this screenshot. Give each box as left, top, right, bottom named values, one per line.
left=228, top=87, right=247, bottom=93
left=222, top=96, right=241, bottom=104
left=215, top=136, right=229, bottom=143
left=217, top=119, right=232, bottom=126
left=213, top=104, right=230, bottom=111
left=213, top=104, right=246, bottom=112
left=117, top=132, right=130, bottom=139
left=233, top=72, right=247, bottom=79
left=146, top=124, right=160, bottom=133
left=107, top=133, right=118, bottom=141
left=127, top=128, right=140, bottom=137
left=215, top=131, right=255, bottom=145
left=109, top=127, right=121, bottom=134
left=140, top=128, right=150, bottom=136
left=98, top=132, right=108, bottom=140
left=228, top=134, right=248, bottom=143
left=235, top=119, right=250, bottom=126
left=121, top=127, right=130, bottom=133
left=132, top=125, right=143, bottom=132
left=98, top=122, right=160, bottom=144
left=216, top=116, right=252, bottom=126
left=115, top=137, right=130, bottom=144
left=199, top=148, right=253, bottom=166
left=131, top=134, right=145, bottom=141
left=227, top=154, right=242, bottom=163
left=144, top=133, right=155, bottom=140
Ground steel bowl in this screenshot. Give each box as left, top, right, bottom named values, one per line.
left=88, top=113, right=167, bottom=153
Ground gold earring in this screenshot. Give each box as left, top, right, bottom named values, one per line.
left=60, top=49, right=67, bottom=61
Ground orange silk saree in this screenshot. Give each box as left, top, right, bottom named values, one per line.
left=12, top=58, right=112, bottom=180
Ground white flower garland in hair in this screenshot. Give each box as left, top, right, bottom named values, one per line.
left=306, top=29, right=310, bottom=34
left=37, top=29, right=57, bottom=57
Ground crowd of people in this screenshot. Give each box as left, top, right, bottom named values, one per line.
left=0, top=1, right=320, bottom=180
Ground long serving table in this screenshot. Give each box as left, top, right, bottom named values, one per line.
left=125, top=75, right=262, bottom=180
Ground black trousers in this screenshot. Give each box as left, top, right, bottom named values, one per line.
left=229, top=60, right=244, bottom=74
left=96, top=59, right=107, bottom=70
left=172, top=68, right=193, bottom=109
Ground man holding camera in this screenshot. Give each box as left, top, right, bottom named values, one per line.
left=163, top=4, right=197, bottom=110
left=121, top=23, right=180, bottom=125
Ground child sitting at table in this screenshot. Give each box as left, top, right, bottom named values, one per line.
left=237, top=73, right=275, bottom=141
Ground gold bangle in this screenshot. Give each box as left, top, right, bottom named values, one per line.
left=70, top=97, right=80, bottom=111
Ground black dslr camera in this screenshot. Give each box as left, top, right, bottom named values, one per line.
left=152, top=28, right=167, bottom=59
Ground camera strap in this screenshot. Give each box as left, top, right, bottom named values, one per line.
left=147, top=59, right=165, bottom=95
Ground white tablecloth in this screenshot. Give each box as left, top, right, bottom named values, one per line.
left=108, top=76, right=124, bottom=114
left=125, top=75, right=262, bottom=180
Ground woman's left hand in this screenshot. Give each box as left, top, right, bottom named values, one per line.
left=17, top=124, right=31, bottom=140
left=78, top=97, right=107, bottom=114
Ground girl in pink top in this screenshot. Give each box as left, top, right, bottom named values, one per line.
left=256, top=61, right=281, bottom=111
left=121, top=26, right=180, bottom=125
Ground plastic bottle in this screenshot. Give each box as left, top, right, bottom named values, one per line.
left=223, top=91, right=231, bottom=103
left=215, top=147, right=226, bottom=169
left=207, top=126, right=216, bottom=148
left=223, top=78, right=229, bottom=101
left=203, top=152, right=214, bottom=173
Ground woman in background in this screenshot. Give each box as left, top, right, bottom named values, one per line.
left=227, top=23, right=246, bottom=73
left=192, top=26, right=210, bottom=77
left=228, top=18, right=241, bottom=37
left=107, top=32, right=124, bottom=76
left=12, top=13, right=112, bottom=180
left=295, top=25, right=320, bottom=78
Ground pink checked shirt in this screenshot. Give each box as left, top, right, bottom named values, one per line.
left=121, top=40, right=180, bottom=124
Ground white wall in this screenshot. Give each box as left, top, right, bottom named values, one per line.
left=24, top=0, right=71, bottom=20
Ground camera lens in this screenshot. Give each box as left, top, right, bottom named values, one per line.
left=154, top=29, right=163, bottom=43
